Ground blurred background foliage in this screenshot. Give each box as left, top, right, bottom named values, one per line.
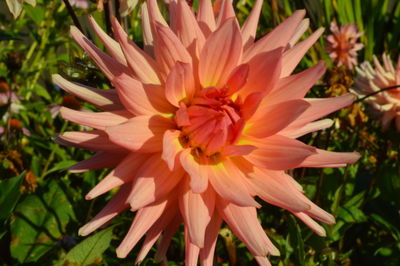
left=0, top=0, right=399, bottom=265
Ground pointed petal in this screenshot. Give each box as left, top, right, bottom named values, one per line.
left=60, top=107, right=131, bottom=130
left=197, top=0, right=216, bottom=36
left=78, top=184, right=131, bottom=236
left=180, top=149, right=209, bottom=193
left=288, top=18, right=310, bottom=48
left=282, top=119, right=334, bottom=139
left=128, top=155, right=185, bottom=210
left=243, top=10, right=306, bottom=61
left=106, top=115, right=174, bottom=153
left=141, top=3, right=154, bottom=55
left=55, top=130, right=123, bottom=152
left=244, top=135, right=315, bottom=170
left=52, top=74, right=121, bottom=111
left=216, top=198, right=280, bottom=256
left=225, top=64, right=250, bottom=95
left=293, top=212, right=326, bottom=236
left=88, top=16, right=127, bottom=65
left=162, top=129, right=183, bottom=171
left=165, top=62, right=195, bottom=107
left=199, top=211, right=223, bottom=266
left=155, top=214, right=181, bottom=261
left=86, top=153, right=150, bottom=199
left=113, top=73, right=174, bottom=115
left=246, top=99, right=310, bottom=138
left=208, top=159, right=260, bottom=207
left=297, top=149, right=361, bottom=168
left=280, top=28, right=324, bottom=77
left=70, top=26, right=131, bottom=80
left=179, top=177, right=216, bottom=247
left=241, top=0, right=263, bottom=47
left=116, top=199, right=169, bottom=258
left=199, top=18, right=242, bottom=88
left=69, top=151, right=128, bottom=173
left=255, top=256, right=272, bottom=266
left=216, top=0, right=236, bottom=27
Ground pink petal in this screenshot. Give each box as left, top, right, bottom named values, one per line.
left=116, top=199, right=169, bottom=258
left=111, top=17, right=162, bottom=84
left=184, top=227, right=200, bottom=266
left=199, top=211, right=223, bottom=266
left=60, top=107, right=131, bottom=130
left=162, top=129, right=183, bottom=171
left=243, top=10, right=306, bottom=62
left=208, top=159, right=260, bottom=207
left=222, top=145, right=256, bottom=157
left=88, top=16, right=127, bottom=65
left=69, top=26, right=131, bottom=80
left=180, top=148, right=209, bottom=193
left=266, top=61, right=326, bottom=104
left=106, top=115, right=174, bottom=153
left=297, top=149, right=361, bottom=168
left=52, top=74, right=121, bottom=111
left=165, top=61, right=195, bottom=107
left=216, top=0, right=236, bottom=27
left=239, top=47, right=283, bottom=97
left=179, top=177, right=216, bottom=248
left=255, top=256, right=272, bottom=266
left=141, top=3, right=154, bottom=55
left=288, top=18, right=310, bottom=48
left=282, top=119, right=334, bottom=139
left=69, top=151, right=128, bottom=173
left=241, top=0, right=263, bottom=48
left=55, top=130, right=123, bottom=152
left=280, top=27, right=324, bottom=77
left=85, top=153, right=150, bottom=199
left=197, top=0, right=216, bottom=36
left=225, top=64, right=250, bottom=95
left=199, top=18, right=242, bottom=88
left=293, top=212, right=326, bottom=236
left=216, top=198, right=280, bottom=256
left=246, top=99, right=310, bottom=138
left=78, top=183, right=131, bottom=236
left=244, top=135, right=315, bottom=170
left=128, top=154, right=185, bottom=211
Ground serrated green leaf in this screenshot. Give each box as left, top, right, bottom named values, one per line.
left=60, top=226, right=114, bottom=266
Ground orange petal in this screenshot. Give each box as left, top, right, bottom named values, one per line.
left=162, top=129, right=183, bottom=171
left=165, top=62, right=195, bottom=107
left=68, top=151, right=128, bottom=173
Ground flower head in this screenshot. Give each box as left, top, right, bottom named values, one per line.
left=54, top=0, right=360, bottom=264
left=355, top=54, right=400, bottom=131
left=326, top=21, right=363, bottom=70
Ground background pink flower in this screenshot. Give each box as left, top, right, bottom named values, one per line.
left=354, top=54, right=400, bottom=130
left=326, top=21, right=364, bottom=70
left=54, top=0, right=360, bottom=264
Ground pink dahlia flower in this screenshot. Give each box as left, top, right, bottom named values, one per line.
left=54, top=0, right=360, bottom=264
left=326, top=21, right=363, bottom=70
left=355, top=54, right=400, bottom=131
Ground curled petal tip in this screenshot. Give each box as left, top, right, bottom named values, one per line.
left=116, top=248, right=128, bottom=258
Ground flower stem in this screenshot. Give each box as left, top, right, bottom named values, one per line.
left=62, top=0, right=84, bottom=32
left=354, top=85, right=400, bottom=103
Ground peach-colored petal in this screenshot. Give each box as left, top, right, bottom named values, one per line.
left=199, top=211, right=223, bottom=266
left=199, top=18, right=242, bottom=88
left=165, top=61, right=195, bottom=107
left=208, top=159, right=260, bottom=207
left=222, top=145, right=256, bottom=157
left=113, top=73, right=174, bottom=115
left=244, top=135, right=315, bottom=170
left=282, top=119, right=334, bottom=139
left=288, top=18, right=310, bottom=48
left=112, top=17, right=161, bottom=84
left=141, top=3, right=154, bottom=55
left=243, top=10, right=306, bottom=61
left=55, top=130, right=123, bottom=152
left=155, top=214, right=181, bottom=262
left=85, top=153, right=150, bottom=199
left=52, top=74, right=121, bottom=111
left=225, top=64, right=250, bottom=96
left=246, top=99, right=310, bottom=138
left=179, top=177, right=215, bottom=248
left=70, top=26, right=131, bottom=80
left=116, top=199, right=169, bottom=258
left=180, top=148, right=209, bottom=193
left=266, top=61, right=326, bottom=104
left=280, top=28, right=324, bottom=77
left=88, top=16, right=127, bottom=65
left=216, top=197, right=280, bottom=256
left=297, top=149, right=361, bottom=168
left=68, top=151, right=128, bottom=173
left=162, top=129, right=183, bottom=171
left=128, top=155, right=185, bottom=210
left=60, top=107, right=131, bottom=130
left=106, top=115, right=174, bottom=153
left=216, top=0, right=236, bottom=27
left=197, top=0, right=216, bottom=36
left=241, top=0, right=263, bottom=48
left=153, top=22, right=192, bottom=77
left=184, top=227, right=200, bottom=265
left=239, top=47, right=283, bottom=97
left=255, top=256, right=272, bottom=266
left=78, top=183, right=131, bottom=236
left=293, top=212, right=326, bottom=236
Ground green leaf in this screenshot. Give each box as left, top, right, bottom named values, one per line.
left=60, top=226, right=115, bottom=266
left=44, top=160, right=77, bottom=175
left=10, top=180, right=76, bottom=263
left=288, top=215, right=305, bottom=265
left=0, top=172, right=24, bottom=220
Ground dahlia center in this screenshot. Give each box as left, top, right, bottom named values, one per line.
left=175, top=87, right=243, bottom=156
